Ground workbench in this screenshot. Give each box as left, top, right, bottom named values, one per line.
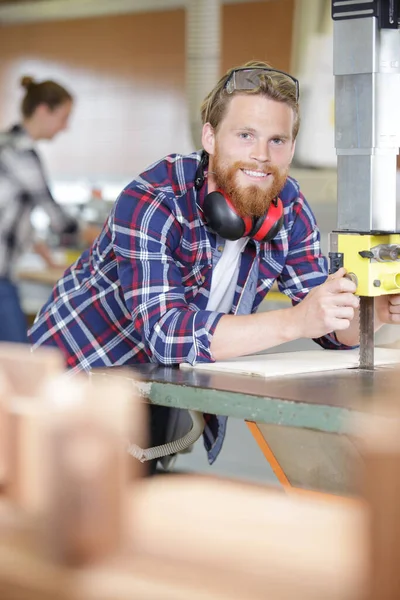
left=16, top=266, right=400, bottom=497
left=101, top=362, right=399, bottom=498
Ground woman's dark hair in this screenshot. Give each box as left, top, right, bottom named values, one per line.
left=20, top=76, right=73, bottom=118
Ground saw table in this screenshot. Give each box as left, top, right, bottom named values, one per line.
left=102, top=362, right=399, bottom=498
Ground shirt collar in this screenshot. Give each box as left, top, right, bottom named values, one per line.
left=8, top=123, right=36, bottom=151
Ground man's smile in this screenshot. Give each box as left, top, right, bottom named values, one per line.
left=240, top=168, right=271, bottom=180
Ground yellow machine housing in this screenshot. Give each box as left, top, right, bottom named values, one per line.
left=337, top=233, right=400, bottom=297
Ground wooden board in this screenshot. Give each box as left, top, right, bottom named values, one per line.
left=180, top=348, right=400, bottom=379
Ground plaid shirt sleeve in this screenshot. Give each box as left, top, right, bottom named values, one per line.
left=1, top=144, right=77, bottom=235
left=277, top=192, right=357, bottom=350
left=113, top=185, right=224, bottom=365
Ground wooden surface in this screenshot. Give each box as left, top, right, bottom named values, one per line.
left=17, top=268, right=66, bottom=286
left=0, top=476, right=367, bottom=600
left=180, top=348, right=400, bottom=378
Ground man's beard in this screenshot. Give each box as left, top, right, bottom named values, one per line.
left=211, top=149, right=289, bottom=218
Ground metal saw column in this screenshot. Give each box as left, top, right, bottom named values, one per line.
left=331, top=0, right=400, bottom=369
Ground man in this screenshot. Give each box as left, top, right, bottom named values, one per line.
left=29, top=60, right=400, bottom=465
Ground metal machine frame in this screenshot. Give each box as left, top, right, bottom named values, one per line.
left=329, top=0, right=400, bottom=368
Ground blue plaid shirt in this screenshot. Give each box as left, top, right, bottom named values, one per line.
left=29, top=151, right=348, bottom=462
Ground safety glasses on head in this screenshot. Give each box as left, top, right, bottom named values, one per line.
left=224, top=67, right=299, bottom=102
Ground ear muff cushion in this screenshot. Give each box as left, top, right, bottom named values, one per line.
left=251, top=198, right=284, bottom=242
left=203, top=190, right=253, bottom=240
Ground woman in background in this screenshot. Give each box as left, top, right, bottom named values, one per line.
left=0, top=76, right=78, bottom=343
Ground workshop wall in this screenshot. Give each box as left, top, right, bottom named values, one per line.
left=0, top=0, right=294, bottom=182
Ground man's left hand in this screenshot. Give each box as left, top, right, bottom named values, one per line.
left=375, top=294, right=400, bottom=326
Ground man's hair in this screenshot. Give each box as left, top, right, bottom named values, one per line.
left=200, top=60, right=300, bottom=139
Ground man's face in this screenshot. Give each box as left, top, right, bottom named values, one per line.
left=202, top=94, right=296, bottom=218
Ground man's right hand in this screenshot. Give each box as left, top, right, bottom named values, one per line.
left=210, top=267, right=360, bottom=361
left=292, top=267, right=359, bottom=339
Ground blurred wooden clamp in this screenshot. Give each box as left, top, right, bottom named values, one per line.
left=0, top=360, right=148, bottom=596
left=359, top=409, right=400, bottom=600
left=0, top=343, right=64, bottom=398
left=0, top=343, right=64, bottom=510
left=41, top=372, right=145, bottom=566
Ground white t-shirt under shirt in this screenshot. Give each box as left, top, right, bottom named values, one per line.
left=206, top=238, right=248, bottom=313
left=163, top=238, right=248, bottom=463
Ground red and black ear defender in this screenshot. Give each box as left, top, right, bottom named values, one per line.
left=194, top=152, right=284, bottom=243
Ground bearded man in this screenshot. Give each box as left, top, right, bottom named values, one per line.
left=31, top=60, right=391, bottom=471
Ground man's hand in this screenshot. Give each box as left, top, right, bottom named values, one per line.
left=292, top=267, right=359, bottom=339
left=375, top=293, right=400, bottom=326
left=211, top=267, right=360, bottom=360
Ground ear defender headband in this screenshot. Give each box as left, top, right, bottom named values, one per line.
left=194, top=153, right=284, bottom=243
